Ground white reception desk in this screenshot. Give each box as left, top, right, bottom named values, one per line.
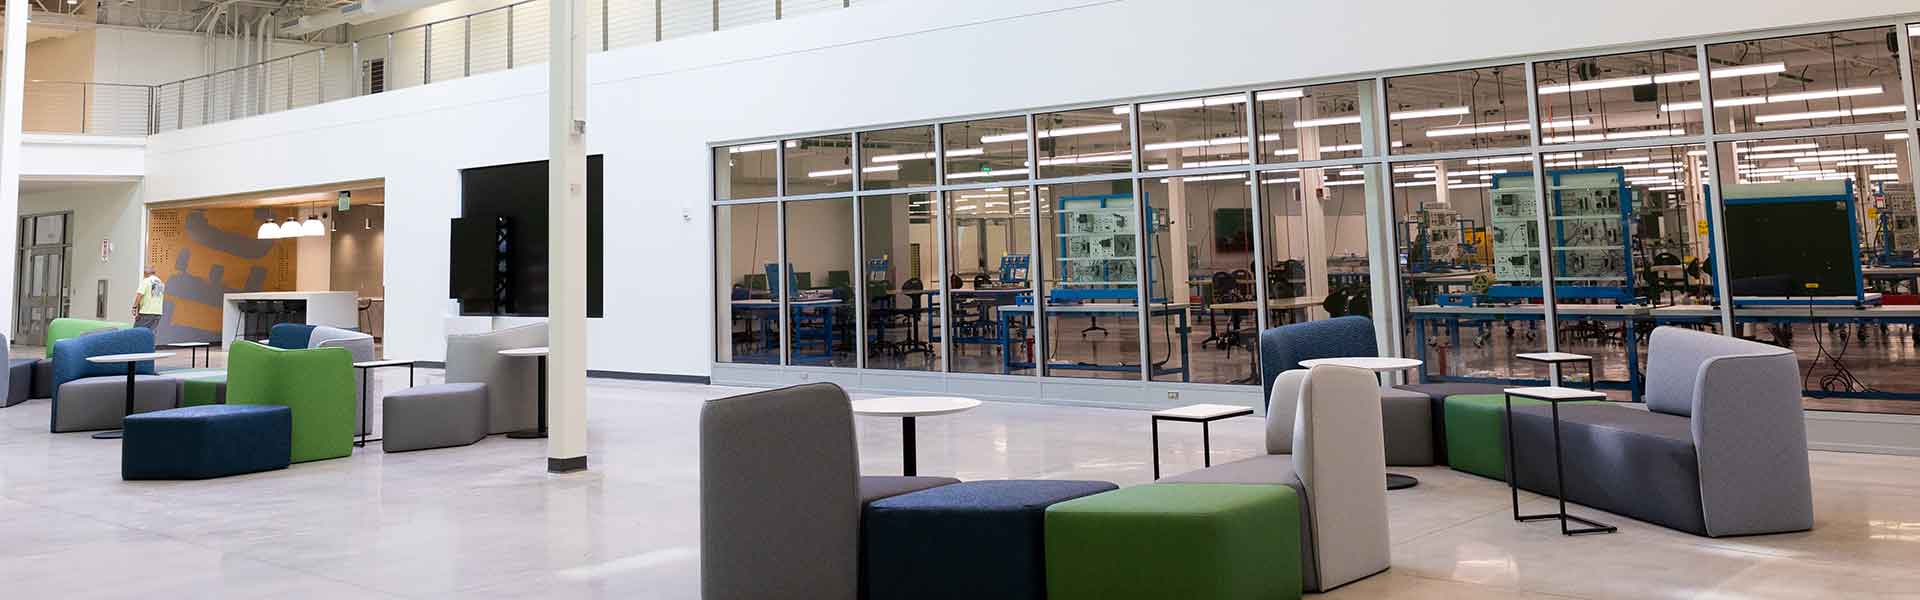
left=221, top=291, right=360, bottom=349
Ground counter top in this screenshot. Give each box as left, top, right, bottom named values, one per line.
left=224, top=291, right=359, bottom=300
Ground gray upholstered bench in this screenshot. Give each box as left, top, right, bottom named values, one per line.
left=52, top=375, right=181, bottom=433
left=382, top=383, right=488, bottom=453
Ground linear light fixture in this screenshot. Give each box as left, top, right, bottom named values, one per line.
left=1646, top=185, right=1684, bottom=191
left=1323, top=179, right=1368, bottom=187
left=728, top=141, right=793, bottom=154
left=872, top=147, right=986, bottom=163
left=1146, top=158, right=1250, bottom=171
left=1796, top=153, right=1898, bottom=163
left=808, top=165, right=901, bottom=178
left=1541, top=128, right=1688, bottom=143
left=948, top=168, right=1030, bottom=180
left=1661, top=85, right=1884, bottom=112
left=1734, top=143, right=1819, bottom=153
left=1038, top=152, right=1133, bottom=166
left=1536, top=62, right=1785, bottom=95
left=1447, top=182, right=1493, bottom=190
left=982, top=123, right=1123, bottom=144
left=1125, top=95, right=1243, bottom=114
left=1873, top=164, right=1902, bottom=170
left=1888, top=132, right=1912, bottom=140
left=1466, top=156, right=1533, bottom=166
left=1428, top=118, right=1589, bottom=138
left=1745, top=148, right=1870, bottom=160
left=1143, top=136, right=1248, bottom=152
left=1390, top=106, right=1471, bottom=120
left=1393, top=165, right=1438, bottom=173
left=1753, top=105, right=1906, bottom=123
left=1392, top=179, right=1463, bottom=188
left=1292, top=115, right=1364, bottom=128
left=1415, top=169, right=1507, bottom=178
left=1872, top=173, right=1904, bottom=181
left=1833, top=159, right=1900, bottom=167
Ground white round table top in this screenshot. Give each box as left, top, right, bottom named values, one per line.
left=87, top=352, right=176, bottom=364
left=498, top=347, right=550, bottom=357
left=1297, top=356, right=1423, bottom=372
left=163, top=342, right=211, bottom=348
left=851, top=396, right=981, bottom=417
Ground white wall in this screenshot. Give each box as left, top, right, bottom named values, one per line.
left=142, top=0, right=1920, bottom=375
left=18, top=182, right=145, bottom=322
left=297, top=228, right=332, bottom=290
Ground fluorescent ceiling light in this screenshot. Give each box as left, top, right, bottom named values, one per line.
left=1257, top=89, right=1305, bottom=101
left=1115, top=95, right=1248, bottom=115
left=1536, top=63, right=1784, bottom=95
left=1292, top=115, right=1364, bottom=128
left=728, top=142, right=779, bottom=154
left=808, top=165, right=900, bottom=178
left=1541, top=128, right=1686, bottom=143
left=1393, top=165, right=1437, bottom=173
left=982, top=123, right=1123, bottom=144
left=875, top=148, right=983, bottom=163
left=1544, top=152, right=1584, bottom=160
left=1546, top=156, right=1650, bottom=167
left=1647, top=185, right=1683, bottom=191
left=1427, top=123, right=1527, bottom=138
left=1323, top=179, right=1367, bottom=187
left=1466, top=156, right=1533, bottom=166
left=1159, top=173, right=1247, bottom=184
left=1038, top=152, right=1132, bottom=166
left=1662, top=86, right=1884, bottom=112
left=1338, top=169, right=1365, bottom=177
left=1796, top=153, right=1897, bottom=163
left=1262, top=177, right=1302, bottom=185
left=1415, top=169, right=1506, bottom=178
left=1888, top=133, right=1912, bottom=140
left=1745, top=148, right=1870, bottom=160
left=1686, top=150, right=1708, bottom=156
left=1735, top=143, right=1818, bottom=153
left=1709, top=62, right=1790, bottom=78
left=1872, top=173, right=1903, bottom=181
left=1146, top=158, right=1250, bottom=171
left=1834, top=159, right=1900, bottom=167
left=1389, top=106, right=1470, bottom=120
left=1448, top=182, right=1493, bottom=189
left=1754, top=105, right=1905, bottom=123
left=1874, top=164, right=1901, bottom=170
left=948, top=168, right=1029, bottom=180
left=1143, top=136, right=1247, bottom=152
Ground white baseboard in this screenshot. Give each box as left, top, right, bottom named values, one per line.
left=1806, top=410, right=1920, bottom=457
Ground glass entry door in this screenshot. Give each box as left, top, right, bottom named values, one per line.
left=15, top=213, right=72, bottom=346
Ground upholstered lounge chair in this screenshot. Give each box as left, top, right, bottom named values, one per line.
left=1163, top=364, right=1390, bottom=592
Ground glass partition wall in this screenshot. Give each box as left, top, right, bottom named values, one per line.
left=713, top=19, right=1920, bottom=414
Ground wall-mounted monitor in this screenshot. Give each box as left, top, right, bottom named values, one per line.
left=450, top=156, right=604, bottom=317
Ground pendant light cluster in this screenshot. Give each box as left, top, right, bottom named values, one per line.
left=256, top=202, right=331, bottom=239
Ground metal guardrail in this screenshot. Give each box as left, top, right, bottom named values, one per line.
left=21, top=81, right=155, bottom=136
left=144, top=0, right=861, bottom=134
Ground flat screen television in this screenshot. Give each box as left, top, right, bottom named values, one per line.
left=1723, top=198, right=1856, bottom=298
left=450, top=156, right=604, bottom=317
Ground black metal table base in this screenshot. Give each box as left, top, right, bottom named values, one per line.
left=92, top=430, right=124, bottom=439
left=1504, top=391, right=1616, bottom=536
left=901, top=416, right=917, bottom=476
left=507, top=430, right=549, bottom=439
left=1150, top=409, right=1252, bottom=480
left=509, top=355, right=550, bottom=441
left=1386, top=473, right=1419, bottom=490
left=355, top=362, right=417, bottom=448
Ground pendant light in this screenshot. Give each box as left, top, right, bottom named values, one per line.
left=300, top=206, right=326, bottom=237
left=280, top=216, right=301, bottom=237
left=256, top=217, right=281, bottom=239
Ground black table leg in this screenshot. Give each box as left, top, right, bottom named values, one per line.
left=1150, top=417, right=1161, bottom=480
left=902, top=416, right=917, bottom=477
left=356, top=368, right=369, bottom=447
left=1202, top=421, right=1212, bottom=467
left=93, top=363, right=136, bottom=440
left=508, top=356, right=549, bottom=439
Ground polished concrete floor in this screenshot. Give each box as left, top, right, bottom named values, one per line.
left=4, top=363, right=1920, bottom=599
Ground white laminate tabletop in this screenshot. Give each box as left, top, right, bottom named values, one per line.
left=1515, top=352, right=1593, bottom=363
left=354, top=359, right=417, bottom=368
left=1154, top=403, right=1254, bottom=420
left=1297, top=357, right=1423, bottom=372
left=1210, top=296, right=1327, bottom=311
left=1504, top=386, right=1609, bottom=401
left=163, top=342, right=211, bottom=348
left=499, top=347, right=550, bottom=357
left=87, top=352, right=175, bottom=364
left=851, top=396, right=981, bottom=417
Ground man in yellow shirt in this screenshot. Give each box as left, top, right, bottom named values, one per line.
left=133, top=267, right=165, bottom=330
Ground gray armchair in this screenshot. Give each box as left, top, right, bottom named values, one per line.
left=700, top=383, right=955, bottom=600
left=444, top=322, right=547, bottom=434
left=1163, top=365, right=1390, bottom=592
left=1507, top=327, right=1812, bottom=537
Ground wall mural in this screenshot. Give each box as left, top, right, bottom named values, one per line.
left=146, top=206, right=298, bottom=343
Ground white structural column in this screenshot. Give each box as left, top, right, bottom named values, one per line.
left=0, top=0, right=27, bottom=339
left=546, top=0, right=588, bottom=473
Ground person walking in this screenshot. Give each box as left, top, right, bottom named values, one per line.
left=133, top=267, right=165, bottom=330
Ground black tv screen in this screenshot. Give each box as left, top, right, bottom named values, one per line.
left=451, top=156, right=604, bottom=317
left=1724, top=199, right=1855, bottom=297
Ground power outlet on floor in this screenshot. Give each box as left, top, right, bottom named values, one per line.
left=1166, top=391, right=1179, bottom=400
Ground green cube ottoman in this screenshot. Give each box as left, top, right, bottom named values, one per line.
left=173, top=370, right=228, bottom=407
left=1044, top=483, right=1301, bottom=600
left=1443, top=394, right=1607, bottom=480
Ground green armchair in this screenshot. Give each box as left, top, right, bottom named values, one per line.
left=227, top=340, right=356, bottom=463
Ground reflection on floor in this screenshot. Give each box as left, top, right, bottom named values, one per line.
left=4, top=375, right=1919, bottom=598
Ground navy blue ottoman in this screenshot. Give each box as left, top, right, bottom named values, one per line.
left=123, top=405, right=292, bottom=480
left=864, top=479, right=1119, bottom=600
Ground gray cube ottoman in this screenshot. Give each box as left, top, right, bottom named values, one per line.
left=5, top=358, right=32, bottom=407
left=52, top=375, right=182, bottom=433
left=383, top=382, right=489, bottom=453
left=31, top=358, right=51, bottom=400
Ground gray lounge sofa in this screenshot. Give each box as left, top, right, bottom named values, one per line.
left=1507, top=326, right=1813, bottom=537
